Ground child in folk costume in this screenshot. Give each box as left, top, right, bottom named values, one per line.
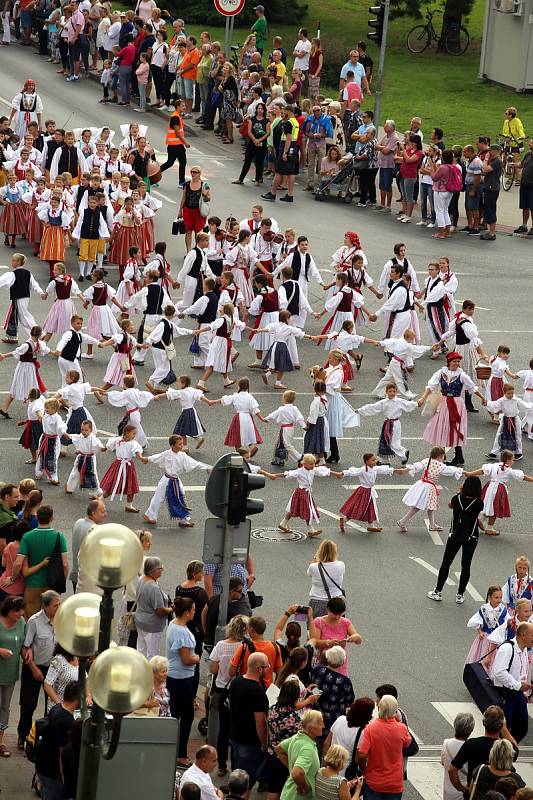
left=439, top=257, right=458, bottom=329
left=0, top=172, right=27, bottom=246
left=438, top=300, right=489, bottom=413
left=0, top=326, right=49, bottom=419
left=272, top=454, right=331, bottom=538
left=255, top=310, right=314, bottom=390
left=315, top=273, right=370, bottom=349
left=99, top=424, right=144, bottom=513
left=266, top=390, right=306, bottom=467
left=144, top=241, right=174, bottom=293
left=71, top=193, right=111, bottom=281
left=303, top=380, right=330, bottom=463
left=206, top=377, right=268, bottom=458
left=357, top=383, right=419, bottom=465
left=218, top=271, right=247, bottom=358
left=486, top=384, right=531, bottom=460
left=516, top=359, right=533, bottom=440
left=82, top=269, right=123, bottom=356
left=420, top=263, right=449, bottom=354
left=136, top=183, right=161, bottom=258
left=333, top=453, right=407, bottom=533
left=42, top=263, right=80, bottom=339
left=329, top=232, right=367, bottom=294
left=131, top=189, right=155, bottom=261
left=377, top=243, right=420, bottom=296
left=107, top=375, right=155, bottom=449
left=248, top=274, right=280, bottom=367
left=141, top=434, right=210, bottom=527
left=205, top=216, right=229, bottom=277
left=152, top=375, right=210, bottom=448
left=223, top=229, right=256, bottom=308
left=487, top=598, right=533, bottom=648
left=177, top=233, right=213, bottom=308
left=65, top=419, right=105, bottom=496
left=22, top=177, right=50, bottom=255
left=109, top=197, right=142, bottom=270
left=53, top=369, right=99, bottom=445
left=397, top=447, right=464, bottom=533
left=52, top=315, right=100, bottom=387
left=98, top=318, right=138, bottom=390
left=315, top=320, right=379, bottom=391
left=373, top=330, right=434, bottom=400
left=0, top=253, right=44, bottom=344
left=115, top=246, right=142, bottom=314
left=143, top=304, right=194, bottom=388
left=465, top=451, right=533, bottom=536
left=37, top=195, right=73, bottom=278
left=35, top=397, right=67, bottom=485
left=324, top=350, right=360, bottom=464
left=273, top=236, right=324, bottom=298
left=18, top=388, right=44, bottom=464
left=418, top=352, right=486, bottom=467
left=465, top=585, right=507, bottom=665
left=110, top=174, right=132, bottom=211
left=197, top=303, right=246, bottom=391
left=485, top=347, right=518, bottom=422
left=501, top=555, right=533, bottom=609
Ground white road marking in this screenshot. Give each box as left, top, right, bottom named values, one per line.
left=96, top=429, right=116, bottom=437
left=0, top=95, right=12, bottom=108
left=424, top=519, right=444, bottom=546
left=139, top=485, right=205, bottom=492
left=408, top=556, right=455, bottom=586
left=480, top=330, right=533, bottom=334
left=431, top=701, right=486, bottom=736
left=295, top=435, right=484, bottom=441
left=152, top=189, right=176, bottom=204
left=453, top=573, right=483, bottom=601
left=405, top=761, right=443, bottom=800
left=316, top=506, right=367, bottom=532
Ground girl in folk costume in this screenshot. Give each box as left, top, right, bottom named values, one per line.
left=0, top=252, right=43, bottom=344
left=144, top=241, right=174, bottom=293
left=109, top=197, right=142, bottom=270
left=324, top=350, right=360, bottom=464
left=357, top=382, right=419, bottom=466
left=107, top=375, right=154, bottom=448
left=279, top=228, right=297, bottom=261
left=418, top=352, right=486, bottom=467
left=439, top=257, right=458, bottom=329
left=104, top=146, right=133, bottom=181
left=465, top=450, right=533, bottom=536
left=99, top=424, right=144, bottom=513
left=0, top=172, right=27, bottom=246
left=329, top=231, right=367, bottom=298
left=53, top=369, right=98, bottom=441
left=465, top=585, right=507, bottom=665
left=501, top=556, right=533, bottom=609
left=131, top=188, right=155, bottom=261
left=81, top=269, right=123, bottom=356
left=99, top=318, right=138, bottom=390
left=152, top=374, right=210, bottom=448
left=218, top=271, right=247, bottom=339
left=110, top=174, right=132, bottom=213
left=223, top=229, right=256, bottom=308
left=60, top=173, right=77, bottom=214
left=485, top=346, right=518, bottom=421
left=397, top=446, right=464, bottom=533
left=248, top=274, right=280, bottom=367
left=254, top=310, right=314, bottom=390
left=197, top=303, right=246, bottom=391
left=315, top=273, right=370, bottom=350
left=266, top=389, right=306, bottom=467
left=377, top=242, right=420, bottom=297
left=207, top=377, right=268, bottom=457
left=333, top=453, right=407, bottom=533
left=18, top=388, right=44, bottom=465
left=65, top=418, right=105, bottom=496
left=42, top=263, right=80, bottom=339
left=37, top=194, right=72, bottom=278
left=4, top=149, right=42, bottom=180
left=137, top=181, right=161, bottom=257
left=303, top=380, right=330, bottom=462
left=115, top=246, right=142, bottom=314
left=438, top=300, right=489, bottom=413
left=487, top=598, right=533, bottom=649
left=22, top=177, right=50, bottom=255
left=35, top=397, right=67, bottom=485
left=8, top=81, right=43, bottom=139
left=315, top=320, right=379, bottom=391
left=517, top=359, right=533, bottom=441
left=95, top=127, right=116, bottom=152
left=486, top=384, right=531, bottom=460
left=272, top=454, right=331, bottom=538
left=420, top=263, right=449, bottom=353
left=373, top=330, right=433, bottom=400
left=0, top=326, right=49, bottom=420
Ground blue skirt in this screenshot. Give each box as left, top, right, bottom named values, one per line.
left=173, top=408, right=206, bottom=437
left=18, top=420, right=43, bottom=451
left=261, top=341, right=293, bottom=373
left=326, top=393, right=360, bottom=438
left=499, top=416, right=518, bottom=451
left=378, top=419, right=396, bottom=457
left=303, top=418, right=328, bottom=457
left=66, top=407, right=89, bottom=435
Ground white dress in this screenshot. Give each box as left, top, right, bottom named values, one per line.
left=249, top=290, right=279, bottom=352
left=223, top=244, right=256, bottom=308
left=83, top=282, right=120, bottom=339
left=10, top=340, right=50, bottom=401
left=205, top=316, right=245, bottom=373
left=480, top=462, right=525, bottom=518
left=107, top=388, right=154, bottom=448
left=222, top=391, right=263, bottom=448
left=284, top=465, right=331, bottom=524
left=323, top=288, right=364, bottom=348
left=486, top=396, right=531, bottom=455
left=402, top=458, right=463, bottom=511
left=10, top=92, right=44, bottom=139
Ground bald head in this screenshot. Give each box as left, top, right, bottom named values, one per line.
left=246, top=652, right=269, bottom=677
left=517, top=622, right=533, bottom=646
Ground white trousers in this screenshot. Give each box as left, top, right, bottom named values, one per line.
left=434, top=190, right=452, bottom=228
left=136, top=629, right=163, bottom=660
left=12, top=298, right=36, bottom=336
left=58, top=356, right=81, bottom=387
left=373, top=359, right=415, bottom=399
left=149, top=348, right=172, bottom=385
left=2, top=12, right=10, bottom=44
left=280, top=426, right=301, bottom=464
left=66, top=457, right=102, bottom=494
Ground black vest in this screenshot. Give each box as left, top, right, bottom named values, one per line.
left=424, top=276, right=443, bottom=307
left=75, top=185, right=89, bottom=212
left=188, top=247, right=204, bottom=279
left=291, top=250, right=311, bottom=282
left=61, top=330, right=82, bottom=361
left=45, top=139, right=61, bottom=171
left=388, top=257, right=408, bottom=289
left=198, top=291, right=219, bottom=324
left=57, top=145, right=79, bottom=176
left=455, top=318, right=471, bottom=345
left=145, top=283, right=163, bottom=315
left=153, top=319, right=172, bottom=350
left=283, top=280, right=300, bottom=316
left=388, top=281, right=411, bottom=313
left=80, top=207, right=101, bottom=240
left=9, top=269, right=31, bottom=301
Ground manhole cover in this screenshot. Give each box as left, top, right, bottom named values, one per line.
left=252, top=527, right=307, bottom=542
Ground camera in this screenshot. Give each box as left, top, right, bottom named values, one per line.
left=296, top=606, right=309, bottom=614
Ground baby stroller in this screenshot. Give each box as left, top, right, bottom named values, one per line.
left=314, top=153, right=359, bottom=203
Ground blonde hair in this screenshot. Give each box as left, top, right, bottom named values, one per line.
left=44, top=398, right=60, bottom=414
left=378, top=695, right=398, bottom=719
left=489, top=739, right=514, bottom=771
left=19, top=478, right=37, bottom=495
left=301, top=709, right=323, bottom=731
left=323, top=744, right=349, bottom=771
left=516, top=555, right=531, bottom=569
left=315, top=539, right=338, bottom=564
left=150, top=655, right=168, bottom=673
left=329, top=349, right=344, bottom=363
left=515, top=598, right=531, bottom=613
left=301, top=454, right=317, bottom=467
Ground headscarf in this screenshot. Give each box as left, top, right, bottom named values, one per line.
left=345, top=231, right=362, bottom=250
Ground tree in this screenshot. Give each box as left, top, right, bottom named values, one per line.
left=166, top=0, right=308, bottom=26
left=390, top=0, right=475, bottom=43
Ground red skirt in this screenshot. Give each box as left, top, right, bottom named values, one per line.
left=342, top=360, right=354, bottom=383
left=40, top=226, right=66, bottom=262
left=224, top=413, right=263, bottom=447
left=289, top=487, right=318, bottom=523
left=2, top=203, right=27, bottom=235
left=339, top=486, right=376, bottom=522
left=490, top=376, right=504, bottom=401
left=27, top=208, right=43, bottom=245
left=481, top=481, right=511, bottom=518
left=183, top=206, right=206, bottom=233
left=141, top=218, right=155, bottom=258
left=100, top=458, right=139, bottom=496
left=109, top=226, right=141, bottom=266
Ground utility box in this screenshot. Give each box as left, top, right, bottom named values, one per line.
left=479, top=0, right=533, bottom=91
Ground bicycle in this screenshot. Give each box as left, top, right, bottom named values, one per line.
left=406, top=9, right=470, bottom=56
left=498, top=134, right=525, bottom=191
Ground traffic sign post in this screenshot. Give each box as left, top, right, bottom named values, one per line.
left=367, top=0, right=390, bottom=132
left=213, top=0, right=245, bottom=59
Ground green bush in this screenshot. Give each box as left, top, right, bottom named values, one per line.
left=164, top=0, right=308, bottom=26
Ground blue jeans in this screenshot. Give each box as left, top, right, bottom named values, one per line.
left=138, top=83, right=146, bottom=111
left=39, top=775, right=64, bottom=800
left=118, top=65, right=132, bottom=103
left=230, top=741, right=265, bottom=787
left=363, top=786, right=403, bottom=800
left=420, top=182, right=436, bottom=222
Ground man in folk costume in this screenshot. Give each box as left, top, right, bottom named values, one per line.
left=273, top=235, right=324, bottom=297
left=251, top=218, right=281, bottom=285
left=180, top=277, right=220, bottom=369
left=126, top=270, right=171, bottom=366
left=369, top=265, right=413, bottom=356
left=0, top=253, right=45, bottom=344
left=377, top=242, right=420, bottom=297
left=42, top=129, right=65, bottom=177
left=278, top=266, right=313, bottom=368
left=420, top=262, right=448, bottom=356
left=72, top=194, right=111, bottom=281
left=239, top=204, right=279, bottom=234
left=176, top=232, right=214, bottom=308
left=50, top=131, right=84, bottom=183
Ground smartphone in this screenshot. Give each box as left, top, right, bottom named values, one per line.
left=311, top=687, right=322, bottom=696
left=294, top=606, right=309, bottom=622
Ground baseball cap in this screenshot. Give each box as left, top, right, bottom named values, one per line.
left=254, top=5, right=265, bottom=10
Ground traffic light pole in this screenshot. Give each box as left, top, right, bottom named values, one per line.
left=372, top=0, right=390, bottom=134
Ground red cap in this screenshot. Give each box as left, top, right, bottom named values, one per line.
left=446, top=351, right=462, bottom=363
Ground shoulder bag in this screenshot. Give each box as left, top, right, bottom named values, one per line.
left=317, top=561, right=346, bottom=599
left=46, top=534, right=66, bottom=595
left=199, top=181, right=210, bottom=218
left=399, top=709, right=420, bottom=757
left=344, top=726, right=365, bottom=780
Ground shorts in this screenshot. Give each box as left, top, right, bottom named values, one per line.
left=464, top=185, right=482, bottom=210
left=402, top=177, right=417, bottom=203
left=483, top=189, right=499, bottom=224
left=20, top=9, right=33, bottom=28
left=97, top=238, right=107, bottom=254
left=181, top=78, right=195, bottom=100
left=519, top=184, right=533, bottom=211
left=79, top=238, right=99, bottom=262
left=379, top=167, right=394, bottom=192
left=275, top=146, right=299, bottom=176
left=69, top=40, right=81, bottom=61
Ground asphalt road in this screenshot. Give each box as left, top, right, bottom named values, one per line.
left=2, top=45, right=533, bottom=766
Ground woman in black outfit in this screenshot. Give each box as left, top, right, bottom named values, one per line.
left=174, top=560, right=208, bottom=696
left=232, top=103, right=270, bottom=185
left=428, top=476, right=485, bottom=604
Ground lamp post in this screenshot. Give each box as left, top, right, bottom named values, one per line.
left=54, top=524, right=152, bottom=800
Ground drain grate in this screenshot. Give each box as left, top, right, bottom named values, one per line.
left=251, top=527, right=307, bottom=543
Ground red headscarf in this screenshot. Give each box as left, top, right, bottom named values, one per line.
left=446, top=351, right=462, bottom=363
left=345, top=231, right=362, bottom=250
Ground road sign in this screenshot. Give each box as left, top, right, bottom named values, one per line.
left=214, top=0, right=245, bottom=16
left=202, top=517, right=251, bottom=565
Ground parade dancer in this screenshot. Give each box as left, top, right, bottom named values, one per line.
left=109, top=197, right=142, bottom=274
left=0, top=253, right=44, bottom=345
left=98, top=318, right=139, bottom=390
left=369, top=264, right=413, bottom=345
left=8, top=81, right=43, bottom=140
left=315, top=320, right=379, bottom=391
left=464, top=585, right=507, bottom=665
left=0, top=173, right=27, bottom=247
left=377, top=242, right=420, bottom=297
left=65, top=419, right=105, bottom=496
left=277, top=267, right=314, bottom=368
left=223, top=230, right=256, bottom=308
left=18, top=388, right=44, bottom=465
left=439, top=257, right=458, bottom=330
left=54, top=370, right=99, bottom=447
left=196, top=304, right=245, bottom=391
left=272, top=454, right=331, bottom=538
left=485, top=347, right=518, bottom=422
left=465, top=451, right=533, bottom=536
left=357, top=383, right=419, bottom=465
left=37, top=195, right=73, bottom=278
left=516, top=360, right=533, bottom=440
left=324, top=350, right=360, bottom=464
left=239, top=204, right=278, bottom=234
left=176, top=233, right=213, bottom=307
left=35, top=397, right=67, bottom=485
left=180, top=278, right=219, bottom=370
left=333, top=453, right=407, bottom=533
left=397, top=446, right=464, bottom=533
left=152, top=375, right=210, bottom=448
left=418, top=352, right=486, bottom=467
left=144, top=305, right=194, bottom=388
left=255, top=310, right=313, bottom=390
left=274, top=236, right=324, bottom=297
left=52, top=315, right=99, bottom=387
left=248, top=274, right=280, bottom=368
left=373, top=330, right=433, bottom=400
left=501, top=556, right=533, bottom=609
left=0, top=326, right=49, bottom=419
left=144, top=241, right=174, bottom=292
left=206, top=377, right=268, bottom=457
left=82, top=269, right=123, bottom=357
left=327, top=252, right=381, bottom=312
left=486, top=384, right=531, bottom=460
left=99, top=424, right=144, bottom=513
left=330, top=232, right=367, bottom=286
left=438, top=300, right=489, bottom=413
left=303, top=381, right=329, bottom=463
left=205, top=216, right=229, bottom=278
left=72, top=193, right=111, bottom=282
left=251, top=218, right=282, bottom=285
left=107, top=375, right=155, bottom=449
left=487, top=598, right=533, bottom=647
left=315, top=273, right=370, bottom=350
left=141, top=435, right=210, bottom=527
left=218, top=271, right=248, bottom=357
left=126, top=270, right=171, bottom=366
left=22, top=177, right=50, bottom=256
left=42, top=264, right=80, bottom=340
left=420, top=263, right=449, bottom=355
left=115, top=247, right=142, bottom=315
left=266, top=390, right=306, bottom=467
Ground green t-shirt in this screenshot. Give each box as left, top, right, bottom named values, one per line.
left=280, top=731, right=320, bottom=800
left=251, top=16, right=267, bottom=50
left=18, top=528, right=68, bottom=589
left=0, top=617, right=25, bottom=684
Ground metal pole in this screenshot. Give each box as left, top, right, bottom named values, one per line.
left=372, top=0, right=390, bottom=134
left=224, top=16, right=231, bottom=60
left=317, top=19, right=320, bottom=39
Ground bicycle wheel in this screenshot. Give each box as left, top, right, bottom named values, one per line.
left=502, top=159, right=515, bottom=191
left=444, top=26, right=469, bottom=55
left=406, top=25, right=431, bottom=54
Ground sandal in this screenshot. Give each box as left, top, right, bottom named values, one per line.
left=278, top=523, right=292, bottom=534
left=339, top=517, right=346, bottom=533
left=485, top=529, right=500, bottom=536
left=367, top=526, right=383, bottom=533
left=0, top=745, right=11, bottom=757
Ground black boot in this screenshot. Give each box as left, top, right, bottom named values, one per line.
left=448, top=446, right=465, bottom=466
left=465, top=392, right=478, bottom=413
left=326, top=437, right=340, bottom=463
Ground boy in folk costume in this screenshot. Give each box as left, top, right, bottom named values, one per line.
left=377, top=242, right=420, bottom=297
left=99, top=424, right=144, bottom=513
left=239, top=204, right=279, bottom=234
left=205, top=215, right=230, bottom=278
left=279, top=228, right=297, bottom=261
left=42, top=263, right=80, bottom=340
left=107, top=375, right=155, bottom=449
left=0, top=325, right=49, bottom=420
left=501, top=555, right=533, bottom=609
left=37, top=194, right=73, bottom=278
left=274, top=235, right=324, bottom=297
left=223, top=229, right=256, bottom=308
left=18, top=388, right=44, bottom=465
left=465, top=450, right=533, bottom=536
left=272, top=454, right=331, bottom=538
left=516, top=359, right=533, bottom=440
left=486, top=384, right=531, bottom=461
left=126, top=270, right=172, bottom=366
left=49, top=130, right=83, bottom=183
left=65, top=419, right=106, bottom=496
left=35, top=397, right=67, bottom=485
left=372, top=330, right=434, bottom=400
left=266, top=389, right=306, bottom=467
left=0, top=253, right=44, bottom=345
left=81, top=269, right=124, bottom=357
left=278, top=266, right=314, bottom=368
left=71, top=193, right=111, bottom=281
left=0, top=172, right=28, bottom=247
left=439, top=256, right=458, bottom=329
left=177, top=232, right=213, bottom=308
left=206, top=377, right=268, bottom=458
left=485, top=347, right=518, bottom=422
left=250, top=217, right=282, bottom=285
left=368, top=264, right=413, bottom=345
left=397, top=446, right=464, bottom=533
left=248, top=274, right=280, bottom=367
left=315, top=273, right=370, bottom=349
left=196, top=303, right=245, bottom=391
left=357, top=383, right=419, bottom=466
left=152, top=374, right=210, bottom=449
left=53, top=369, right=100, bottom=445
left=99, top=318, right=139, bottom=390
left=420, top=262, right=449, bottom=356
left=143, top=304, right=195, bottom=388
left=52, top=315, right=100, bottom=387
left=141, top=435, right=211, bottom=527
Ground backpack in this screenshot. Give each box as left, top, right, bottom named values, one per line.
left=25, top=715, right=50, bottom=764
left=446, top=164, right=463, bottom=193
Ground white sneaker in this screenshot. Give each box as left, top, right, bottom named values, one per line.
left=401, top=216, right=412, bottom=223
left=81, top=353, right=93, bottom=360
left=426, top=222, right=435, bottom=228
left=396, top=214, right=406, bottom=221
left=416, top=220, right=428, bottom=226
left=427, top=590, right=442, bottom=601
left=455, top=593, right=465, bottom=604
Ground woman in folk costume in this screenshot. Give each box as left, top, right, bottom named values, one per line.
left=42, top=262, right=80, bottom=339
left=206, top=377, right=268, bottom=457
left=109, top=196, right=142, bottom=269
left=324, top=349, right=360, bottom=464
left=328, top=231, right=367, bottom=300
left=465, top=584, right=507, bottom=665
left=37, top=194, right=73, bottom=277
left=465, top=450, right=533, bottom=536
left=223, top=229, right=256, bottom=308
left=439, top=256, right=458, bottom=329
left=22, top=177, right=50, bottom=255
left=0, top=325, right=49, bottom=419
left=437, top=300, right=489, bottom=413
left=8, top=80, right=43, bottom=139
left=397, top=446, right=464, bottom=533
left=315, top=272, right=370, bottom=350
left=99, top=318, right=139, bottom=390
left=99, top=424, right=144, bottom=513
left=248, top=273, right=280, bottom=367
left=0, top=172, right=28, bottom=246
left=272, top=454, right=331, bottom=538
left=18, top=388, right=45, bottom=465
left=418, top=351, right=486, bottom=467
left=35, top=397, right=67, bottom=485
left=501, top=556, right=533, bottom=609
left=81, top=269, right=122, bottom=353
left=119, top=122, right=146, bottom=159
left=197, top=303, right=245, bottom=391
left=94, top=127, right=116, bottom=152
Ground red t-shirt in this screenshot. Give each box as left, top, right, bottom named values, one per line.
left=400, top=147, right=423, bottom=179
left=116, top=43, right=136, bottom=67
left=359, top=717, right=412, bottom=793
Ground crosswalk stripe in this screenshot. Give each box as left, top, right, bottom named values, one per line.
left=454, top=573, right=483, bottom=601
left=424, top=519, right=444, bottom=546
left=408, top=556, right=455, bottom=586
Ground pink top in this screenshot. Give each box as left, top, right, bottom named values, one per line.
left=0, top=541, right=24, bottom=595
left=432, top=163, right=452, bottom=191
left=135, top=62, right=150, bottom=85
left=67, top=10, right=84, bottom=43
left=314, top=615, right=352, bottom=675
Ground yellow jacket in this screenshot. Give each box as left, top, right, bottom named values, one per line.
left=502, top=116, right=525, bottom=143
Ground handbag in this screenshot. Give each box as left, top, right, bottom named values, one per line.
left=274, top=429, right=288, bottom=461
left=163, top=341, right=176, bottom=361
left=199, top=182, right=210, bottom=218
left=344, top=727, right=365, bottom=780
left=317, top=562, right=346, bottom=599
left=189, top=337, right=200, bottom=355
left=399, top=709, right=420, bottom=757
left=46, top=534, right=66, bottom=595
left=160, top=368, right=177, bottom=386
left=210, top=89, right=222, bottom=107
left=421, top=388, right=442, bottom=418
left=172, top=218, right=185, bottom=235
left=119, top=601, right=137, bottom=632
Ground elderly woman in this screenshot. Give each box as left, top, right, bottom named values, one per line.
left=311, top=645, right=355, bottom=735
left=266, top=681, right=302, bottom=800
left=471, top=740, right=525, bottom=800
left=218, top=62, right=240, bottom=145
left=323, top=697, right=375, bottom=777
left=0, top=595, right=25, bottom=758
left=396, top=132, right=424, bottom=222
left=316, top=745, right=363, bottom=800
left=441, top=712, right=476, bottom=800
left=167, top=596, right=199, bottom=767
left=357, top=695, right=412, bottom=797
left=141, top=655, right=171, bottom=716
left=354, top=125, right=378, bottom=207
left=134, top=556, right=173, bottom=661
left=307, top=539, right=345, bottom=618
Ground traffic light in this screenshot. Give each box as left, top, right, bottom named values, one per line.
left=368, top=3, right=385, bottom=45
left=227, top=466, right=265, bottom=525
